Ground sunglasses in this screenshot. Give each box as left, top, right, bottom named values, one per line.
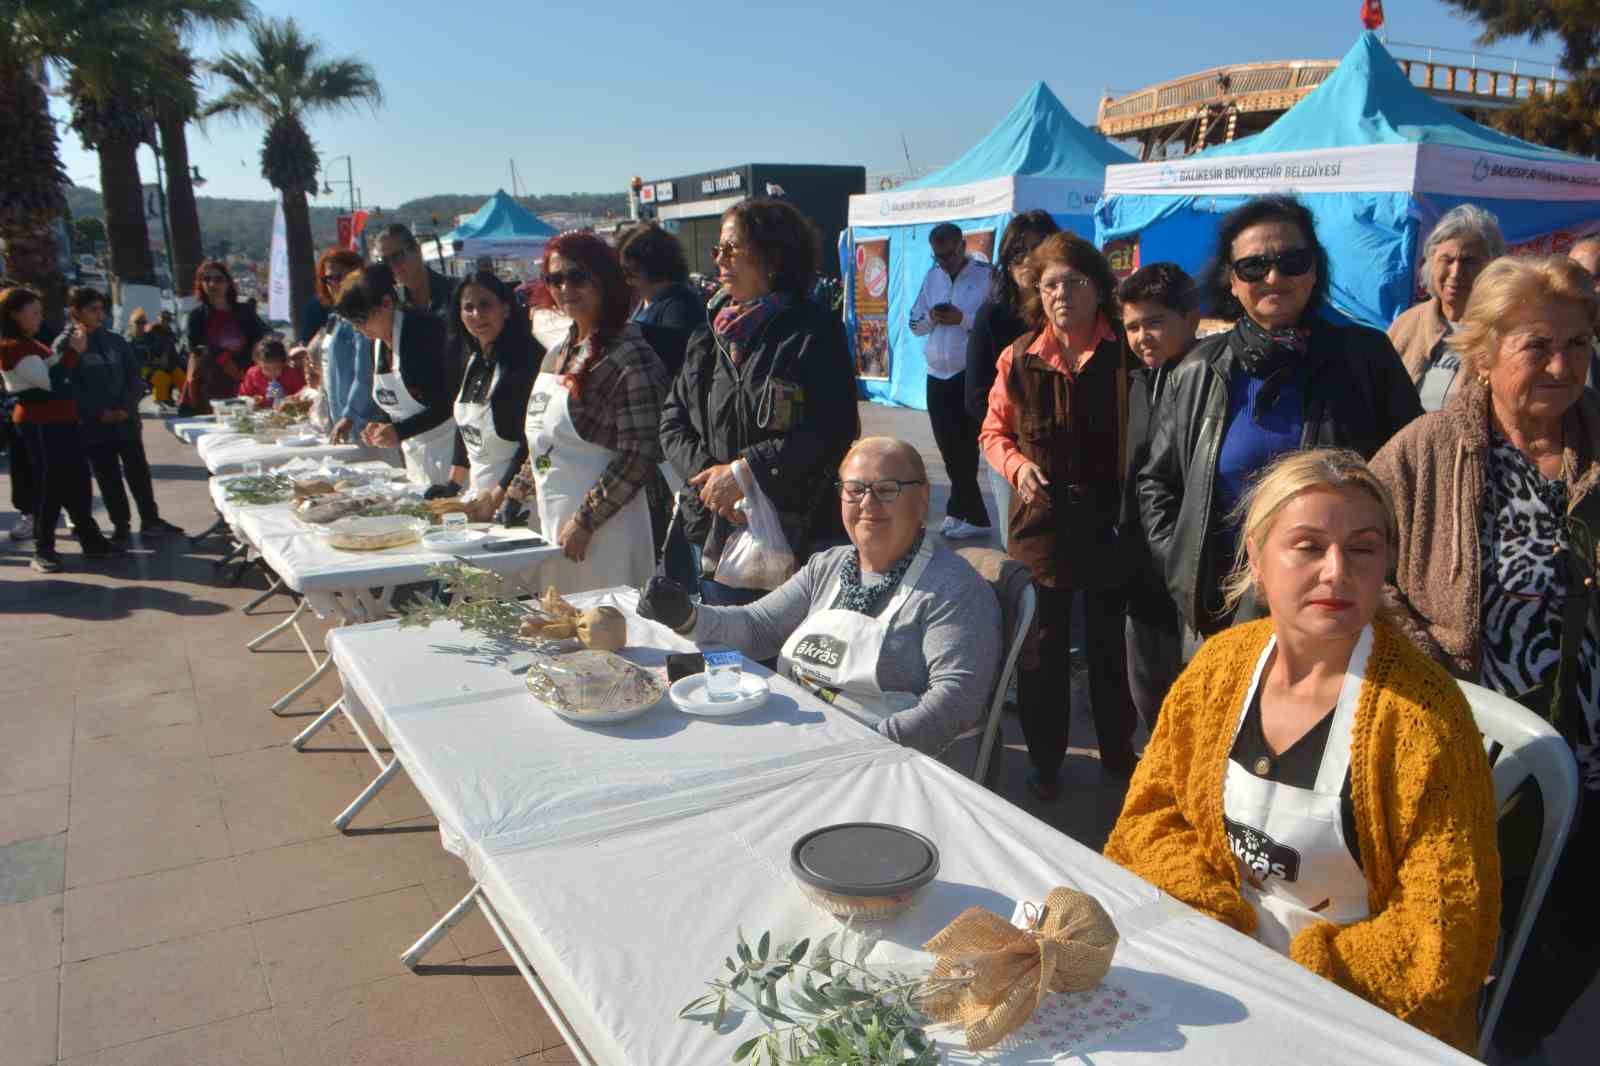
left=202, top=274, right=228, bottom=284
left=321, top=273, right=347, bottom=286
left=1230, top=248, right=1316, bottom=283
left=710, top=241, right=746, bottom=261
left=542, top=269, right=592, bottom=290
left=378, top=248, right=411, bottom=267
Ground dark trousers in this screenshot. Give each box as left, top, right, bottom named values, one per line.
left=1493, top=787, right=1600, bottom=1052
left=21, top=422, right=100, bottom=554
left=1017, top=583, right=1136, bottom=776
left=1126, top=613, right=1182, bottom=733
left=926, top=373, right=988, bottom=528
left=7, top=422, right=36, bottom=514
left=86, top=436, right=161, bottom=530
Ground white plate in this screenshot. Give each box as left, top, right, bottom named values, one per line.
left=670, top=672, right=770, bottom=717
left=421, top=528, right=485, bottom=550
left=276, top=433, right=321, bottom=447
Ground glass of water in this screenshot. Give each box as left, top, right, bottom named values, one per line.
left=703, top=649, right=742, bottom=703
left=440, top=512, right=468, bottom=541
left=243, top=461, right=262, bottom=478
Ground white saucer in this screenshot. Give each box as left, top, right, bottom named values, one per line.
left=421, top=528, right=486, bottom=551
left=670, top=673, right=770, bottom=717
left=276, top=433, right=320, bottom=447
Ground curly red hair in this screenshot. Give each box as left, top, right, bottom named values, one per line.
left=542, top=231, right=630, bottom=354
left=192, top=259, right=238, bottom=305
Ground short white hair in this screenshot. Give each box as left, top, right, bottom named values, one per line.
left=1420, top=204, right=1506, bottom=297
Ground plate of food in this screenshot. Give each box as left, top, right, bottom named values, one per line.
left=526, top=649, right=666, bottom=725
left=320, top=514, right=428, bottom=551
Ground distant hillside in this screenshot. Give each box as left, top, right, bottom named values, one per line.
left=64, top=186, right=628, bottom=261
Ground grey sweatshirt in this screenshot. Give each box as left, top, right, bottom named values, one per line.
left=690, top=542, right=1002, bottom=756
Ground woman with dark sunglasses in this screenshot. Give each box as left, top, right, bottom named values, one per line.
left=1137, top=196, right=1420, bottom=649
left=488, top=231, right=670, bottom=593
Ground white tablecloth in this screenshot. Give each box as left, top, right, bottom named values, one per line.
left=328, top=589, right=889, bottom=863
left=169, top=418, right=226, bottom=443
left=196, top=429, right=391, bottom=475
left=324, top=588, right=1473, bottom=1066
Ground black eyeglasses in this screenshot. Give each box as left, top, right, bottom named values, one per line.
left=542, top=269, right=593, bottom=290
left=836, top=478, right=926, bottom=503
left=1230, top=248, right=1316, bottom=283
left=378, top=248, right=412, bottom=267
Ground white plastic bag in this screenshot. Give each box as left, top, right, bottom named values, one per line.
left=713, top=461, right=796, bottom=590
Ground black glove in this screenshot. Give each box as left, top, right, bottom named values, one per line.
left=496, top=496, right=528, bottom=528
left=422, top=480, right=461, bottom=500
left=638, top=576, right=695, bottom=631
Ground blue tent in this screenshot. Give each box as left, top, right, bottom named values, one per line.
left=843, top=83, right=1135, bottom=408
left=437, top=189, right=558, bottom=261
left=1096, top=33, right=1600, bottom=328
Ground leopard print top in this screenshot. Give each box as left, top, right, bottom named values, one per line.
left=1478, top=431, right=1600, bottom=788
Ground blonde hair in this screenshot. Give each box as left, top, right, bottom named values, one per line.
left=1449, top=255, right=1599, bottom=378
left=839, top=436, right=927, bottom=481
left=1219, top=449, right=1398, bottom=617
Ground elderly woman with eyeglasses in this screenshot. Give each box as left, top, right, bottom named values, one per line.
left=1138, top=195, right=1421, bottom=650
left=639, top=436, right=1001, bottom=756
left=1387, top=203, right=1506, bottom=411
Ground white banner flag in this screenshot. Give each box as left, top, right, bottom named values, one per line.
left=268, top=195, right=290, bottom=324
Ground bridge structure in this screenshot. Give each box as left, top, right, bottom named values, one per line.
left=1094, top=40, right=1569, bottom=160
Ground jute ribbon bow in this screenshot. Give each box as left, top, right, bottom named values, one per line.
left=921, top=886, right=1119, bottom=1050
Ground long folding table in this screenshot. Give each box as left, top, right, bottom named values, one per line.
left=321, top=589, right=1476, bottom=1066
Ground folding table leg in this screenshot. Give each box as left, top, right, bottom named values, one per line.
left=401, top=885, right=481, bottom=970
left=212, top=539, right=247, bottom=571
left=475, top=891, right=598, bottom=1066
left=269, top=653, right=331, bottom=715
left=190, top=515, right=228, bottom=547
left=333, top=759, right=400, bottom=830
left=242, top=573, right=288, bottom=614
left=291, top=696, right=344, bottom=750
left=247, top=597, right=308, bottom=651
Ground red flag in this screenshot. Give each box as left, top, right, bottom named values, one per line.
left=336, top=214, right=353, bottom=249
left=1361, top=0, right=1384, bottom=30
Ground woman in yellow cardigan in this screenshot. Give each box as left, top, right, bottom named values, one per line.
left=1104, top=448, right=1500, bottom=1054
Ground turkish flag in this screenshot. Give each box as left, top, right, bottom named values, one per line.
left=336, top=214, right=353, bottom=249
left=1361, top=0, right=1384, bottom=29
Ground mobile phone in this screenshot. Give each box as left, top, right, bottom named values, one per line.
left=666, top=652, right=705, bottom=682
left=931, top=301, right=956, bottom=314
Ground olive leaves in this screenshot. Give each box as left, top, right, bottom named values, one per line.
left=680, top=925, right=941, bottom=1065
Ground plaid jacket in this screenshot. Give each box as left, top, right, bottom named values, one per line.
left=510, top=321, right=670, bottom=530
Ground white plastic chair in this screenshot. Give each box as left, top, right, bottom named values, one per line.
left=970, top=582, right=1034, bottom=785
left=1458, top=680, right=1581, bottom=1059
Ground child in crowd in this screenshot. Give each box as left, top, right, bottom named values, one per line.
left=1118, top=262, right=1201, bottom=732
left=239, top=337, right=306, bottom=409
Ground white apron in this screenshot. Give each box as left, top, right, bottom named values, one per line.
left=1222, top=625, right=1374, bottom=955
left=777, top=537, right=935, bottom=728
left=453, top=358, right=521, bottom=501
left=373, top=309, right=457, bottom=487
left=524, top=371, right=654, bottom=594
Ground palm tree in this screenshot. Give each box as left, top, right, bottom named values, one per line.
left=148, top=36, right=209, bottom=295
left=0, top=1, right=246, bottom=316
left=205, top=17, right=382, bottom=335
left=68, top=64, right=159, bottom=288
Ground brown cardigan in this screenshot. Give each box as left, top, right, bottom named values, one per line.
left=1385, top=299, right=1450, bottom=387
left=1368, top=377, right=1600, bottom=676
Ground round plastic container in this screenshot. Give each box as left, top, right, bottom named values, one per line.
left=789, top=823, right=940, bottom=920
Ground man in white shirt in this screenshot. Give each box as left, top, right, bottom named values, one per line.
left=909, top=223, right=994, bottom=539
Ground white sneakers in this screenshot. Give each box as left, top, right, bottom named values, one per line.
left=939, top=516, right=991, bottom=541
left=9, top=515, right=34, bottom=542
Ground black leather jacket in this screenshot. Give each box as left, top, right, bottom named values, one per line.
left=1137, top=320, right=1421, bottom=635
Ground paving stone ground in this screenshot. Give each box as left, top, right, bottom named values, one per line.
left=0, top=401, right=1590, bottom=1064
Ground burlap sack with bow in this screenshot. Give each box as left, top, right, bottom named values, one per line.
left=921, top=886, right=1119, bottom=1050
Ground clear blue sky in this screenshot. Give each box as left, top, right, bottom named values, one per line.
left=50, top=0, right=1567, bottom=209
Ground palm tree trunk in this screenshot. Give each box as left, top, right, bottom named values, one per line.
left=98, top=138, right=157, bottom=289
left=0, top=57, right=70, bottom=322
left=158, top=104, right=203, bottom=298
left=282, top=187, right=316, bottom=338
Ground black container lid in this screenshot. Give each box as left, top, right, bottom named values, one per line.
left=790, top=822, right=940, bottom=896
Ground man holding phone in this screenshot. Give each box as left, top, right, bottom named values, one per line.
left=909, top=222, right=993, bottom=540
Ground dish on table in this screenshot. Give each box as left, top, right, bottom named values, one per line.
left=420, top=527, right=486, bottom=550
left=276, top=433, right=321, bottom=448
left=320, top=514, right=428, bottom=551
left=669, top=672, right=770, bottom=717
left=790, top=823, right=941, bottom=920
left=527, top=649, right=665, bottom=725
